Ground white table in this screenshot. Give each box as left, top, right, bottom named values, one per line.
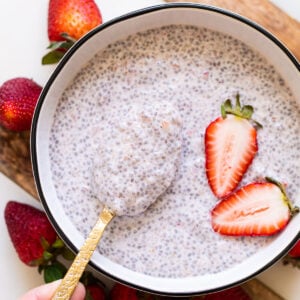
left=0, top=1, right=299, bottom=299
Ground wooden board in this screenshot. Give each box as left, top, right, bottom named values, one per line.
left=165, top=0, right=300, bottom=61
left=0, top=128, right=38, bottom=198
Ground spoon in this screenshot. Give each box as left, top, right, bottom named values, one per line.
left=51, top=100, right=182, bottom=299
left=51, top=206, right=115, bottom=299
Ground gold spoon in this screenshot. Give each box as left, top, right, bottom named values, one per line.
left=51, top=102, right=182, bottom=299
left=51, top=206, right=115, bottom=300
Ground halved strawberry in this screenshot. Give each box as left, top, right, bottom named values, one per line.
left=205, top=94, right=261, bottom=198
left=211, top=178, right=297, bottom=236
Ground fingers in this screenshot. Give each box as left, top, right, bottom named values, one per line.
left=19, top=280, right=86, bottom=300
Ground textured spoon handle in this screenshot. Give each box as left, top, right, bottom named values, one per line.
left=51, top=206, right=115, bottom=300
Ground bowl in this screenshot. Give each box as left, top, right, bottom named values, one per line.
left=31, top=3, right=300, bottom=296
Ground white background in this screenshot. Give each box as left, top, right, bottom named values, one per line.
left=0, top=0, right=299, bottom=299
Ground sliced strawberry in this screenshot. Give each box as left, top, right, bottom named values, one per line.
left=211, top=178, right=296, bottom=236
left=205, top=94, right=261, bottom=198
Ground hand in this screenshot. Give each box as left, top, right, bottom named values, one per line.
left=19, top=280, right=86, bottom=300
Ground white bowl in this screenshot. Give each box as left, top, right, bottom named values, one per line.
left=31, top=3, right=300, bottom=296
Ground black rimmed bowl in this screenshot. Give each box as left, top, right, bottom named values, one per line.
left=31, top=3, right=300, bottom=296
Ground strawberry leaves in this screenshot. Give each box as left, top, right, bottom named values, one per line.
left=221, top=93, right=262, bottom=128
left=34, top=236, right=72, bottom=282
left=44, top=261, right=67, bottom=283
left=42, top=33, right=76, bottom=65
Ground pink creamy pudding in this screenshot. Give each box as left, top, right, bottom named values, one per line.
left=92, top=99, right=182, bottom=216
left=49, top=25, right=300, bottom=278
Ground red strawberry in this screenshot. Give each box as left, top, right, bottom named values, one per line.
left=4, top=201, right=57, bottom=266
left=289, top=239, right=300, bottom=257
left=203, top=286, right=251, bottom=300
left=48, top=0, right=102, bottom=41
left=205, top=94, right=261, bottom=198
left=211, top=178, right=296, bottom=236
left=0, top=78, right=42, bottom=131
left=86, top=284, right=106, bottom=300
left=110, top=283, right=157, bottom=300
left=110, top=283, right=139, bottom=300
left=43, top=0, right=102, bottom=64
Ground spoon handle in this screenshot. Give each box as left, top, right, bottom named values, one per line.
left=51, top=206, right=115, bottom=300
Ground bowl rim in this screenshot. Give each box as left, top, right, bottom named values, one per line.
left=31, top=2, right=300, bottom=296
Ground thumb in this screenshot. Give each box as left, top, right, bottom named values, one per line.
left=19, top=280, right=86, bottom=300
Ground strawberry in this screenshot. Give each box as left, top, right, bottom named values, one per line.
left=283, top=239, right=300, bottom=269
left=211, top=178, right=297, bottom=236
left=203, top=286, right=251, bottom=300
left=0, top=78, right=42, bottom=131
left=86, top=284, right=106, bottom=300
left=42, top=0, right=102, bottom=64
left=288, top=239, right=300, bottom=257
left=110, top=283, right=157, bottom=300
left=4, top=201, right=57, bottom=266
left=110, top=283, right=139, bottom=300
left=205, top=94, right=261, bottom=198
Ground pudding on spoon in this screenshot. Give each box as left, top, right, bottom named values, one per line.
left=52, top=99, right=182, bottom=299
left=93, top=99, right=183, bottom=216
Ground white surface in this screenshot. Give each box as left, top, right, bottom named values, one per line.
left=0, top=174, right=44, bottom=298
left=0, top=0, right=299, bottom=299
left=272, top=0, right=300, bottom=21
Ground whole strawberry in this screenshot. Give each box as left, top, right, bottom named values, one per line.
left=43, top=0, right=102, bottom=64
left=283, top=239, right=300, bottom=269
left=110, top=283, right=139, bottom=300
left=48, top=0, right=102, bottom=41
left=4, top=201, right=57, bottom=266
left=0, top=78, right=42, bottom=131
left=86, top=284, right=106, bottom=300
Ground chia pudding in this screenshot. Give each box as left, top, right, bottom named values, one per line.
left=92, top=99, right=182, bottom=216
left=49, top=25, right=300, bottom=278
